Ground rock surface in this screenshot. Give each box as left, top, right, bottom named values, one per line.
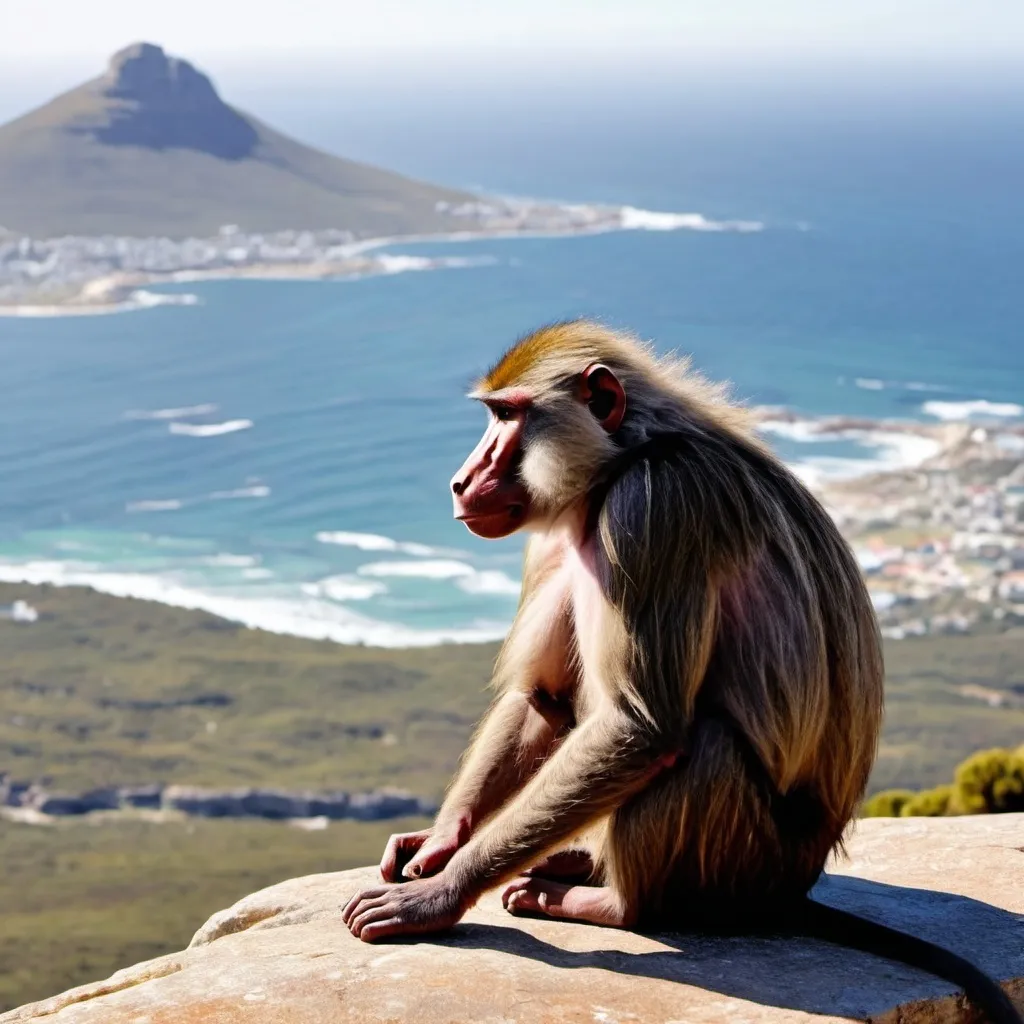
left=3, top=815, right=1022, bottom=1024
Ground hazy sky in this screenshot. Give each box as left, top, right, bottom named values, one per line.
left=2, top=0, right=1022, bottom=127
left=4, top=0, right=1023, bottom=65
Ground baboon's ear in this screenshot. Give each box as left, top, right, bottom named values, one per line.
left=580, top=363, right=626, bottom=433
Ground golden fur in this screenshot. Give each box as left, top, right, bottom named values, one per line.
left=440, top=319, right=884, bottom=922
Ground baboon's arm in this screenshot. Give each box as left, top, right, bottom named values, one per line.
left=434, top=689, right=573, bottom=835
left=444, top=711, right=657, bottom=894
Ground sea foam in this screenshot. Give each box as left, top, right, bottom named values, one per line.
left=315, top=531, right=442, bottom=557
left=453, top=570, right=522, bottom=597
left=125, top=499, right=184, bottom=513
left=355, top=559, right=522, bottom=597
left=209, top=485, right=270, bottom=499
left=302, top=575, right=389, bottom=602
left=357, top=559, right=477, bottom=580
left=200, top=554, right=259, bottom=568
left=169, top=419, right=253, bottom=437
left=125, top=404, right=217, bottom=421
left=0, top=560, right=507, bottom=648
left=922, top=399, right=1023, bottom=421
left=617, top=206, right=763, bottom=233
left=759, top=419, right=943, bottom=488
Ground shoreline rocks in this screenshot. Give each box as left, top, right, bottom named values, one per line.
left=0, top=772, right=436, bottom=822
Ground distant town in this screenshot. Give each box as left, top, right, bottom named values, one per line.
left=0, top=199, right=760, bottom=313
left=798, top=414, right=1024, bottom=643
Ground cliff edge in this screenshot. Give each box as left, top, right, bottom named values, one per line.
left=3, top=815, right=1022, bottom=1024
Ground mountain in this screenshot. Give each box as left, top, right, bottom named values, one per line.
left=0, top=43, right=475, bottom=239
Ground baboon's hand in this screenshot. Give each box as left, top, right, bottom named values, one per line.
left=379, top=829, right=432, bottom=881
left=343, top=877, right=466, bottom=942
left=379, top=824, right=466, bottom=882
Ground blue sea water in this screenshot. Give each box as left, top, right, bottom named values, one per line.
left=1, top=83, right=1022, bottom=644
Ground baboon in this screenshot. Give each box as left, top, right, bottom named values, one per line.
left=344, top=321, right=1019, bottom=1024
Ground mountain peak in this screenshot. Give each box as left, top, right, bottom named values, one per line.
left=82, top=42, right=258, bottom=160
left=103, top=43, right=222, bottom=110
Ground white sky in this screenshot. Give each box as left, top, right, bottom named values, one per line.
left=3, top=0, right=1023, bottom=65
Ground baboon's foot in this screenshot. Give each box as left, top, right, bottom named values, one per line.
left=525, top=848, right=595, bottom=883
left=501, top=877, right=635, bottom=927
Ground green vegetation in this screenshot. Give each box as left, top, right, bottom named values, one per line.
left=3, top=585, right=1023, bottom=800
left=859, top=789, right=916, bottom=817
left=863, top=746, right=1024, bottom=817
left=0, top=815, right=422, bottom=1012
left=955, top=746, right=1024, bottom=813
left=0, top=583, right=496, bottom=799
left=865, top=632, right=1024, bottom=792
left=0, top=581, right=1022, bottom=1010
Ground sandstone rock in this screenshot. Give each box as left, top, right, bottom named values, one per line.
left=3, top=815, right=1022, bottom=1024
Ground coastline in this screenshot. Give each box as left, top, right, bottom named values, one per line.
left=0, top=200, right=764, bottom=318
left=0, top=408, right=1021, bottom=647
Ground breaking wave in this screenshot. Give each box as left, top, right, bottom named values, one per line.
left=618, top=206, right=763, bottom=233
left=209, top=485, right=270, bottom=499
left=302, top=575, right=389, bottom=602
left=922, top=399, right=1023, bottom=421
left=0, top=561, right=507, bottom=648
left=124, top=404, right=218, bottom=421
left=169, top=419, right=253, bottom=437
left=843, top=377, right=949, bottom=393
left=453, top=570, right=522, bottom=597
left=354, top=559, right=522, bottom=597
left=200, top=554, right=259, bottom=568
left=315, top=531, right=443, bottom=557
left=759, top=418, right=943, bottom=488
left=375, top=254, right=497, bottom=275
left=357, top=559, right=478, bottom=580
left=125, top=499, right=184, bottom=513
left=125, top=482, right=269, bottom=513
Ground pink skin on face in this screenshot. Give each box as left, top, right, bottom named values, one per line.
left=450, top=393, right=532, bottom=539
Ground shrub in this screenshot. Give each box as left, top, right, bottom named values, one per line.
left=953, top=747, right=1024, bottom=814
left=862, top=789, right=916, bottom=817
left=899, top=784, right=954, bottom=817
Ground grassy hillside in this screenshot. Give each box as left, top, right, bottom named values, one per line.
left=0, top=581, right=1021, bottom=1011
left=0, top=583, right=496, bottom=800
left=2, top=583, right=1022, bottom=800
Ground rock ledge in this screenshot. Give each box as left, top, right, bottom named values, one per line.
left=3, top=815, right=1022, bottom=1023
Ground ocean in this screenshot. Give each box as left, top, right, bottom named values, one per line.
left=2, top=80, right=1022, bottom=645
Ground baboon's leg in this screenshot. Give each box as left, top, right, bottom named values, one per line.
left=504, top=719, right=831, bottom=928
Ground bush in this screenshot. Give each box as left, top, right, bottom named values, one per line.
left=900, top=784, right=954, bottom=817
left=862, top=789, right=916, bottom=817
left=953, top=747, right=1024, bottom=814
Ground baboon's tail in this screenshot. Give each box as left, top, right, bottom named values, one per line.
left=796, top=898, right=1021, bottom=1024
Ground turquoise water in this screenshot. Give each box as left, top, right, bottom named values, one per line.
left=1, top=86, right=1022, bottom=644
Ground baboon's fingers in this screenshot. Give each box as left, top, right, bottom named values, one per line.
left=402, top=832, right=461, bottom=879
left=380, top=830, right=431, bottom=882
